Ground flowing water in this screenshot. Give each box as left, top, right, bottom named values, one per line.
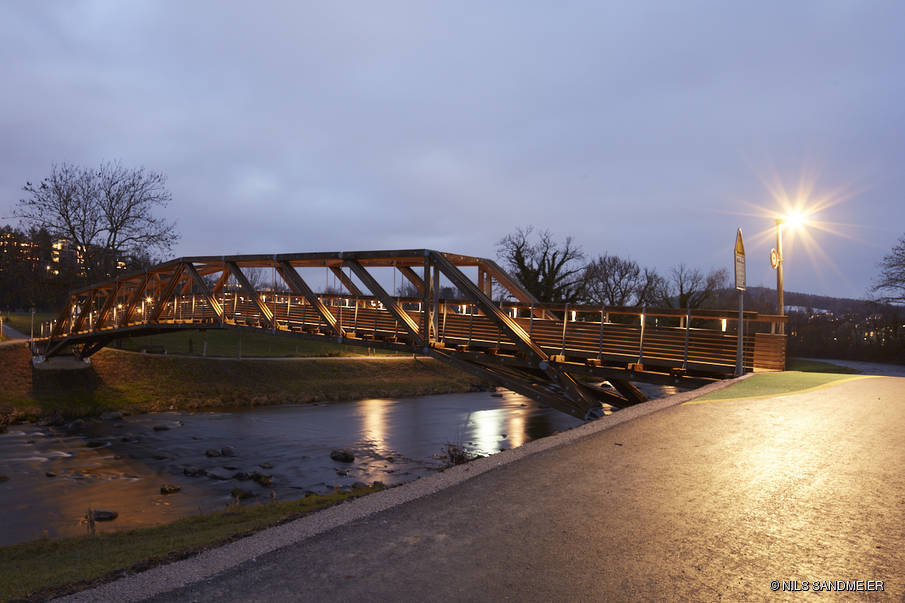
left=0, top=383, right=681, bottom=545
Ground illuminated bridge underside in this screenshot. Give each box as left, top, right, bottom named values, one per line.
left=36, top=250, right=787, bottom=420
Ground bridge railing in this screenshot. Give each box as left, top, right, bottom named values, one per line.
left=39, top=289, right=786, bottom=374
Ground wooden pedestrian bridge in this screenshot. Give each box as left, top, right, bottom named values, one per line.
left=32, top=249, right=787, bottom=420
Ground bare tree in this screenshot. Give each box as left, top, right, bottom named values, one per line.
left=496, top=226, right=586, bottom=303
left=16, top=161, right=178, bottom=282
left=661, top=264, right=729, bottom=309
left=874, top=235, right=905, bottom=304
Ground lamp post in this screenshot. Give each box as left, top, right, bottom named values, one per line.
left=775, top=218, right=785, bottom=333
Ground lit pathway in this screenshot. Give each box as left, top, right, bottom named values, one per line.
left=76, top=375, right=905, bottom=601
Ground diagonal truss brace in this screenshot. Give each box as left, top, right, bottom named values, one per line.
left=344, top=259, right=423, bottom=346
left=330, top=266, right=363, bottom=297
left=225, top=261, right=274, bottom=328
left=276, top=261, right=344, bottom=338
left=95, top=283, right=123, bottom=330
left=150, top=264, right=186, bottom=323
left=430, top=251, right=602, bottom=418
left=185, top=263, right=224, bottom=321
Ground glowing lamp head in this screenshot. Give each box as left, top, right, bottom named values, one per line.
left=781, top=210, right=809, bottom=230
left=145, top=296, right=153, bottom=303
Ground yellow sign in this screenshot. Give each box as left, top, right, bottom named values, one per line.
left=734, top=228, right=746, bottom=291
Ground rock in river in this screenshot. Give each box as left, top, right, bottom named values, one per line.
left=205, top=449, right=222, bottom=457
left=220, top=446, right=236, bottom=457
left=205, top=469, right=233, bottom=480
left=86, top=440, right=108, bottom=448
left=330, top=449, right=355, bottom=463
left=160, top=484, right=181, bottom=495
left=91, top=509, right=118, bottom=521
left=153, top=425, right=170, bottom=431
left=99, top=411, right=123, bottom=421
left=183, top=466, right=205, bottom=477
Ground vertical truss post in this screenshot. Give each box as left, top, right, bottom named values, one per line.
left=432, top=260, right=440, bottom=343
left=637, top=306, right=646, bottom=365
left=683, top=307, right=691, bottom=370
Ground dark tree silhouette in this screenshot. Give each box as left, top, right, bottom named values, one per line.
left=661, top=264, right=729, bottom=309
left=16, top=161, right=178, bottom=283
left=874, top=234, right=905, bottom=304
left=585, top=253, right=667, bottom=307
left=496, top=226, right=586, bottom=303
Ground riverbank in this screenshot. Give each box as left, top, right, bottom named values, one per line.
left=0, top=484, right=383, bottom=601
left=0, top=344, right=489, bottom=425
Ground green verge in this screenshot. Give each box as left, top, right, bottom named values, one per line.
left=785, top=358, right=860, bottom=374
left=695, top=372, right=866, bottom=403
left=115, top=329, right=393, bottom=358
left=0, top=344, right=488, bottom=423
left=0, top=486, right=383, bottom=601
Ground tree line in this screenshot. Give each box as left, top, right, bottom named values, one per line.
left=495, top=226, right=733, bottom=309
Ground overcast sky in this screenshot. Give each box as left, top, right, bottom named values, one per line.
left=1, top=1, right=903, bottom=299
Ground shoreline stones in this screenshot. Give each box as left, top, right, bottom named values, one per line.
left=91, top=509, right=118, bottom=521
left=183, top=466, right=205, bottom=477
left=230, top=487, right=254, bottom=500
left=330, top=449, right=355, bottom=463
left=160, top=484, right=181, bottom=495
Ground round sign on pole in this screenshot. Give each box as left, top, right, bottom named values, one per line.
left=770, top=248, right=779, bottom=269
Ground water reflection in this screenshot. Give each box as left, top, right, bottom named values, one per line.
left=0, top=384, right=684, bottom=545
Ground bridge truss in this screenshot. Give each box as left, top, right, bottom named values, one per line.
left=34, top=250, right=787, bottom=419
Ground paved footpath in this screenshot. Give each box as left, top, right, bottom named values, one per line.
left=75, top=373, right=905, bottom=602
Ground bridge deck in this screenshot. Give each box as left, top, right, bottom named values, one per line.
left=33, top=250, right=786, bottom=419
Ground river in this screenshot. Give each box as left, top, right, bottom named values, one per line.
left=0, top=383, right=681, bottom=546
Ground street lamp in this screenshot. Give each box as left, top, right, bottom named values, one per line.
left=774, top=210, right=809, bottom=333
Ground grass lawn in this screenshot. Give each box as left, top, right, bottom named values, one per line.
left=115, top=328, right=390, bottom=358
left=0, top=311, right=56, bottom=337
left=0, top=344, right=487, bottom=422
left=0, top=485, right=383, bottom=601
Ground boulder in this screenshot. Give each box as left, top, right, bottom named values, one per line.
left=330, top=449, right=355, bottom=463
left=220, top=446, right=236, bottom=457
left=233, top=471, right=250, bottom=481
left=205, top=449, right=222, bottom=457
left=205, top=469, right=233, bottom=480
left=152, top=425, right=170, bottom=431
left=183, top=466, right=205, bottom=477
left=160, top=484, right=181, bottom=495
left=45, top=472, right=57, bottom=478
left=86, top=440, right=107, bottom=448
left=91, top=509, right=118, bottom=521
left=259, top=462, right=273, bottom=469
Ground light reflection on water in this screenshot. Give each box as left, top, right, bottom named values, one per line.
left=0, top=384, right=683, bottom=545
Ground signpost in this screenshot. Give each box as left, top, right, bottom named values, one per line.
left=734, top=229, right=746, bottom=376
